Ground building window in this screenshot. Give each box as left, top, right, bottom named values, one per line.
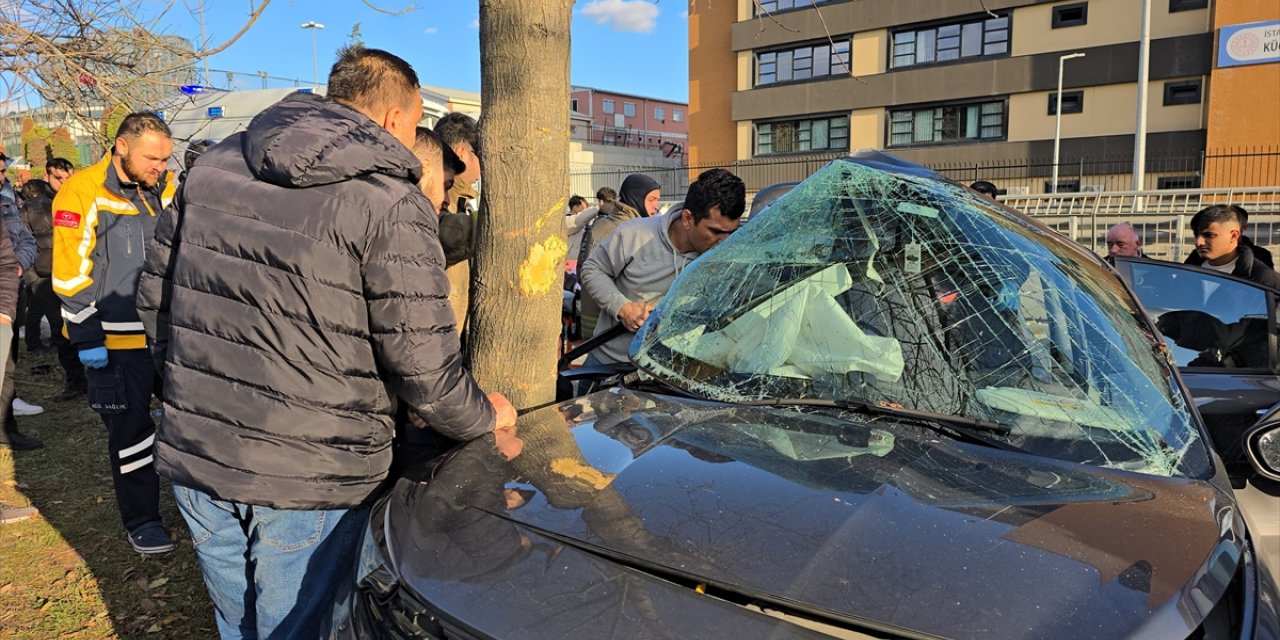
left=673, top=110, right=683, bottom=122
left=756, top=0, right=838, bottom=15
left=571, top=98, right=578, bottom=111
left=756, top=38, right=852, bottom=85
left=1052, top=3, right=1088, bottom=28
left=1045, top=179, right=1080, bottom=193
left=889, top=100, right=1006, bottom=146
left=1047, top=90, right=1084, bottom=115
left=1169, top=0, right=1207, bottom=12
left=602, top=99, right=615, bottom=114
left=1163, top=79, right=1202, bottom=105
left=755, top=114, right=850, bottom=156
left=623, top=102, right=636, bottom=117
left=1158, top=175, right=1201, bottom=189
left=891, top=14, right=1009, bottom=69
left=655, top=106, right=665, bottom=120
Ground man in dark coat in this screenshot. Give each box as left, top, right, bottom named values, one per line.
left=136, top=46, right=515, bottom=637
left=24, top=159, right=86, bottom=400
left=577, top=173, right=661, bottom=339
left=1183, top=204, right=1280, bottom=290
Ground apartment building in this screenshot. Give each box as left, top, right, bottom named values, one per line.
left=689, top=0, right=1279, bottom=190
left=570, top=86, right=689, bottom=157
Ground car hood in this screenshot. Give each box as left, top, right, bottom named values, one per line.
left=383, top=388, right=1244, bottom=640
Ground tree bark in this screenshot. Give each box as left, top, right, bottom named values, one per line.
left=469, top=0, right=573, bottom=409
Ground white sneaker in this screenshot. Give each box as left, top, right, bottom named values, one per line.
left=12, top=398, right=44, bottom=416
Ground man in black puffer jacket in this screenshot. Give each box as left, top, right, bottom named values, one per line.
left=136, top=46, right=514, bottom=638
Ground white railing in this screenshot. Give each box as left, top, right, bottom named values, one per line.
left=998, top=187, right=1280, bottom=262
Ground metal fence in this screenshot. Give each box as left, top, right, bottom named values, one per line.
left=999, top=188, right=1280, bottom=262
left=568, top=147, right=1280, bottom=201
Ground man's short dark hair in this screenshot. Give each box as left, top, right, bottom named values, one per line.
left=19, top=179, right=52, bottom=201
left=970, top=180, right=999, bottom=198
left=685, top=168, right=746, bottom=223
left=184, top=139, right=215, bottom=171
left=46, top=156, right=73, bottom=174
left=596, top=186, right=617, bottom=203
left=327, top=45, right=420, bottom=113
left=435, top=112, right=480, bottom=155
left=568, top=195, right=586, bottom=210
left=46, top=157, right=74, bottom=174
left=1191, top=204, right=1246, bottom=235
left=116, top=111, right=171, bottom=141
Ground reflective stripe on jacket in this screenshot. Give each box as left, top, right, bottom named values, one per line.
left=52, top=154, right=175, bottom=350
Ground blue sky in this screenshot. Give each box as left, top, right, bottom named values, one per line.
left=172, top=1, right=689, bottom=103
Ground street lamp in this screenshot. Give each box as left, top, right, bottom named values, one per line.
left=300, top=21, right=325, bottom=88
left=1052, top=52, right=1086, bottom=194
left=1133, top=0, right=1152, bottom=190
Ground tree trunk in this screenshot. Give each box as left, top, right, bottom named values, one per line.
left=468, top=0, right=573, bottom=409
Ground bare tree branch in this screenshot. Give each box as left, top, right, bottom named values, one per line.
left=361, top=0, right=419, bottom=15
left=0, top=0, right=271, bottom=147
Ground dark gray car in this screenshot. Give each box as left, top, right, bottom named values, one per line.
left=346, top=153, right=1280, bottom=639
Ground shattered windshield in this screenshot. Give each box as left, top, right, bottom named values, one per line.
left=632, top=158, right=1209, bottom=478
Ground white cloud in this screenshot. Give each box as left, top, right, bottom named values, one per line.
left=424, top=26, right=438, bottom=35
left=680, top=11, right=689, bottom=19
left=469, top=18, right=480, bottom=29
left=581, top=0, right=660, bottom=34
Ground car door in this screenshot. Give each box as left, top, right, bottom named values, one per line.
left=1113, top=257, right=1280, bottom=475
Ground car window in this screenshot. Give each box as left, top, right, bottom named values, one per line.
left=632, top=159, right=1210, bottom=479
left=1129, top=261, right=1275, bottom=370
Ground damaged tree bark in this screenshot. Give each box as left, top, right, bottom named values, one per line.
left=466, top=0, right=574, bottom=409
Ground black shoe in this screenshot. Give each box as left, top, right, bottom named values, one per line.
left=127, top=522, right=176, bottom=554
left=53, top=386, right=85, bottom=401
left=0, top=431, right=44, bottom=451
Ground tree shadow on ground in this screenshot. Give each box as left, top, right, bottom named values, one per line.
left=1, top=348, right=215, bottom=638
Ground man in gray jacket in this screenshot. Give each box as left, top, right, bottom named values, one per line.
left=137, top=46, right=514, bottom=638
left=580, top=169, right=745, bottom=364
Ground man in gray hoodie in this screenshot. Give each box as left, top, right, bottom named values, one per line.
left=579, top=168, right=746, bottom=364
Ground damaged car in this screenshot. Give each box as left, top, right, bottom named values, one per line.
left=345, top=152, right=1280, bottom=639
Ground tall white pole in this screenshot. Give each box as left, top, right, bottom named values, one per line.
left=1053, top=53, right=1086, bottom=194
left=1133, top=0, right=1152, bottom=190
left=198, top=0, right=211, bottom=86
left=310, top=29, right=319, bottom=87
left=301, top=22, right=326, bottom=88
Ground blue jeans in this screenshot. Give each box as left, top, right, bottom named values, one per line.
left=173, top=483, right=369, bottom=639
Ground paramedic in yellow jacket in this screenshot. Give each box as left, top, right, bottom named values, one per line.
left=52, top=112, right=178, bottom=554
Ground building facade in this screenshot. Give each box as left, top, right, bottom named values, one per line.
left=570, top=86, right=689, bottom=158
left=689, top=0, right=1279, bottom=191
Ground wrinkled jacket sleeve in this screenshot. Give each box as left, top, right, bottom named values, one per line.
left=137, top=194, right=182, bottom=370
left=565, top=207, right=599, bottom=235
left=51, top=179, right=105, bottom=349
left=579, top=226, right=633, bottom=321
left=364, top=192, right=495, bottom=442
left=0, top=228, right=17, bottom=320
left=1, top=198, right=36, bottom=272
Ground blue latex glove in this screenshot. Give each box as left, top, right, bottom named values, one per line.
left=79, top=346, right=109, bottom=369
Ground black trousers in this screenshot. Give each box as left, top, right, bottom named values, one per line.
left=87, top=349, right=163, bottom=532
left=27, top=278, right=84, bottom=389
left=24, top=278, right=62, bottom=350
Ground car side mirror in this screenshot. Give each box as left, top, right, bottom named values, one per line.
left=1244, top=422, right=1280, bottom=482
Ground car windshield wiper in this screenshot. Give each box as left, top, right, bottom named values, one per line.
left=742, top=397, right=1023, bottom=453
